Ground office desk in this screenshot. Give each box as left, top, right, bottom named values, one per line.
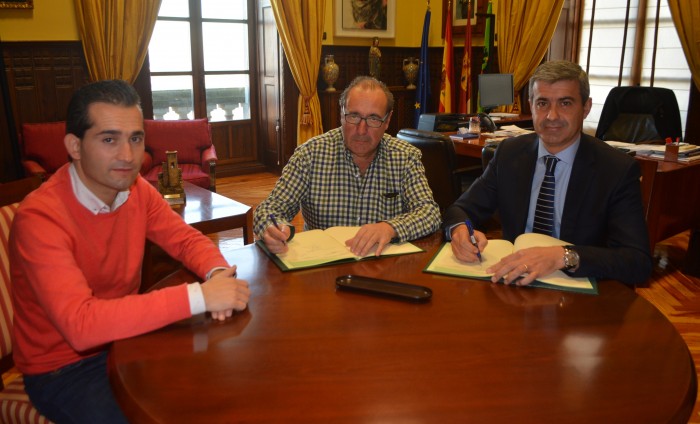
left=634, top=155, right=700, bottom=275
left=451, top=134, right=488, bottom=159
left=492, top=113, right=533, bottom=129
left=110, top=234, right=696, bottom=423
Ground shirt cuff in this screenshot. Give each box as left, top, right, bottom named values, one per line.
left=187, top=282, right=207, bottom=315
left=445, top=222, right=465, bottom=241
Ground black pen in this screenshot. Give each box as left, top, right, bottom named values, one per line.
left=269, top=214, right=286, bottom=245
left=465, top=219, right=482, bottom=262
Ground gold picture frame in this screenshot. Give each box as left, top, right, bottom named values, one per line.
left=442, top=0, right=486, bottom=37
left=0, top=0, right=33, bottom=9
left=334, top=0, right=396, bottom=39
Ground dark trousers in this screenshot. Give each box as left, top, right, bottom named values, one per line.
left=23, top=350, right=129, bottom=424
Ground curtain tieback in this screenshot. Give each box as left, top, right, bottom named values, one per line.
left=301, top=96, right=312, bottom=126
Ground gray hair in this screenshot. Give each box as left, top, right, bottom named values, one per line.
left=529, top=60, right=590, bottom=104
left=338, top=75, right=394, bottom=115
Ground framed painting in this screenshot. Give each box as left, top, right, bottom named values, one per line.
left=0, top=0, right=33, bottom=9
left=335, top=0, right=396, bottom=39
left=442, top=0, right=487, bottom=37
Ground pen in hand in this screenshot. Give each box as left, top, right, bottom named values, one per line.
left=269, top=214, right=286, bottom=246
left=465, top=219, right=482, bottom=262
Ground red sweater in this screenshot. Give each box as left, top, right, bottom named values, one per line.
left=10, top=165, right=228, bottom=374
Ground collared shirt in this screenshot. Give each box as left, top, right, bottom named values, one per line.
left=69, top=163, right=130, bottom=214
left=524, top=137, right=580, bottom=238
left=68, top=163, right=208, bottom=315
left=253, top=127, right=442, bottom=241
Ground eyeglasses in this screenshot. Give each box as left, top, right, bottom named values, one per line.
left=343, top=112, right=389, bottom=128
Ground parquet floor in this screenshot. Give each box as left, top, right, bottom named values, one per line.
left=214, top=172, right=700, bottom=422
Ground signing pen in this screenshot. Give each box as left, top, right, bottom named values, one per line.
left=465, top=219, right=482, bottom=262
left=269, top=214, right=286, bottom=245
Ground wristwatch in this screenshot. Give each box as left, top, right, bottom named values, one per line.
left=562, top=245, right=580, bottom=271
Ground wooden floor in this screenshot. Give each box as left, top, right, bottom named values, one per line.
left=214, top=172, right=700, bottom=422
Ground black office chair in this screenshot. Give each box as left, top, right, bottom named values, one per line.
left=595, top=86, right=683, bottom=143
left=397, top=128, right=466, bottom=212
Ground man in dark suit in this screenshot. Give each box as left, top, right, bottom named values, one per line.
left=443, top=60, right=652, bottom=286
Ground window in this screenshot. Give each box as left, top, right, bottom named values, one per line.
left=578, top=0, right=691, bottom=136
left=148, top=0, right=251, bottom=121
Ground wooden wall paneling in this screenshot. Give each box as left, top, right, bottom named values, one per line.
left=2, top=41, right=88, bottom=126
left=0, top=42, right=21, bottom=182
left=211, top=121, right=266, bottom=176
left=317, top=45, right=487, bottom=134
left=319, top=90, right=340, bottom=134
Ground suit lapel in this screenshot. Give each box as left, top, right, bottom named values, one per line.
left=561, top=134, right=595, bottom=241
left=512, top=134, right=539, bottom=234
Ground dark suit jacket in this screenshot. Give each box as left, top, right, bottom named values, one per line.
left=443, top=133, right=652, bottom=285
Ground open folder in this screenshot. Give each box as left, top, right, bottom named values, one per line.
left=257, top=226, right=423, bottom=271
left=424, top=233, right=598, bottom=295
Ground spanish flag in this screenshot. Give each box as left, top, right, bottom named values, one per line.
left=458, top=0, right=473, bottom=114
left=439, top=0, right=454, bottom=113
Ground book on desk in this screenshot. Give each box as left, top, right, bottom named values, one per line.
left=257, top=226, right=423, bottom=271
left=605, top=141, right=700, bottom=162
left=424, top=233, right=598, bottom=295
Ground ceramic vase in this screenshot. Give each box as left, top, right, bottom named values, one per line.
left=403, top=57, right=419, bottom=90
left=322, top=55, right=340, bottom=92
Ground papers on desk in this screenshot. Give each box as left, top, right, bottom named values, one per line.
left=257, top=226, right=424, bottom=271
left=605, top=141, right=700, bottom=162
left=451, top=127, right=480, bottom=139
left=482, top=125, right=535, bottom=142
left=424, top=234, right=598, bottom=295
left=489, top=112, right=520, bottom=119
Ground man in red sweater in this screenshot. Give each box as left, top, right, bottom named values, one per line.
left=9, top=80, right=250, bottom=423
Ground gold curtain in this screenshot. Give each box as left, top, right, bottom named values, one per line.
left=668, top=1, right=700, bottom=91
left=74, top=0, right=161, bottom=83
left=271, top=0, right=325, bottom=145
left=494, top=0, right=564, bottom=112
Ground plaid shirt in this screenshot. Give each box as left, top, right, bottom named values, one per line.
left=253, top=128, right=441, bottom=242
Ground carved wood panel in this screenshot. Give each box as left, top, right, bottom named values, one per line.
left=2, top=41, right=89, bottom=125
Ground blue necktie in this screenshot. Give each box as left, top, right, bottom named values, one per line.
left=533, top=155, right=559, bottom=236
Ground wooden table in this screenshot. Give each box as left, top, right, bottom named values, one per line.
left=177, top=182, right=253, bottom=242
left=451, top=134, right=489, bottom=159
left=111, top=233, right=696, bottom=423
left=141, top=181, right=254, bottom=289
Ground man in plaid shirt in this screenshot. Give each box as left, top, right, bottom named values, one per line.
left=254, top=76, right=441, bottom=257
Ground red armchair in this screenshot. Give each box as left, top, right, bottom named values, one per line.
left=19, top=122, right=68, bottom=181
left=141, top=119, right=218, bottom=191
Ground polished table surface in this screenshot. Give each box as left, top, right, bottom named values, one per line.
left=178, top=181, right=253, bottom=243
left=142, top=181, right=253, bottom=290
left=451, top=133, right=489, bottom=158
left=112, top=233, right=696, bottom=423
